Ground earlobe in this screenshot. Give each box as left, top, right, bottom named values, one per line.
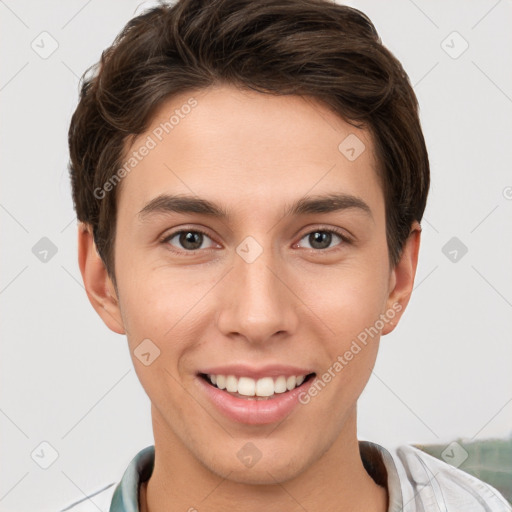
left=381, top=222, right=421, bottom=335
left=77, top=223, right=126, bottom=335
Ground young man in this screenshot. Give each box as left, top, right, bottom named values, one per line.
left=64, top=0, right=511, bottom=511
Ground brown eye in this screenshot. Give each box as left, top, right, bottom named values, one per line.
left=298, top=230, right=345, bottom=250
left=179, top=231, right=203, bottom=250
left=165, top=230, right=215, bottom=251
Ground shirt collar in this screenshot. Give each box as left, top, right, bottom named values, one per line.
left=109, top=442, right=401, bottom=512
left=110, top=445, right=154, bottom=512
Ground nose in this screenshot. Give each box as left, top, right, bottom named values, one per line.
left=216, top=241, right=299, bottom=345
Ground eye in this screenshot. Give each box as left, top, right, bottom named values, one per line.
left=163, top=229, right=217, bottom=252
left=296, top=229, right=347, bottom=250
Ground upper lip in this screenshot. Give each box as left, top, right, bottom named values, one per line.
left=198, top=364, right=315, bottom=380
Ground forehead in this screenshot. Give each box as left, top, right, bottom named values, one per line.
left=117, top=84, right=383, bottom=217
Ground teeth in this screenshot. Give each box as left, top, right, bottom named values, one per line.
left=238, top=377, right=256, bottom=396
left=286, top=376, right=296, bottom=391
left=226, top=375, right=238, bottom=392
left=206, top=373, right=309, bottom=397
left=274, top=376, right=287, bottom=393
left=216, top=375, right=226, bottom=390
left=255, top=377, right=274, bottom=397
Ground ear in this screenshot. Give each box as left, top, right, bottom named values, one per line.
left=77, top=223, right=125, bottom=335
left=381, top=221, right=421, bottom=335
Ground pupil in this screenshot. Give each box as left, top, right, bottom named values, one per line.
left=180, top=231, right=203, bottom=250
left=310, top=231, right=331, bottom=249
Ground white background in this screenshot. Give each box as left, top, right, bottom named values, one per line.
left=1, top=1, right=511, bottom=510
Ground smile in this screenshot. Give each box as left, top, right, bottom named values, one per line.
left=201, top=373, right=315, bottom=399
left=196, top=370, right=317, bottom=425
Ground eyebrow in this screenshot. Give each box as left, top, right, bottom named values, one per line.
left=138, top=193, right=372, bottom=221
left=289, top=193, right=372, bottom=218
left=138, top=194, right=229, bottom=220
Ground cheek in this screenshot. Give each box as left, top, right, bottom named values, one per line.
left=295, top=263, right=390, bottom=341
left=116, top=261, right=211, bottom=382
left=293, top=262, right=389, bottom=402
left=117, top=275, right=198, bottom=415
left=116, top=250, right=193, bottom=338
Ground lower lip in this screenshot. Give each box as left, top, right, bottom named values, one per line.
left=196, top=375, right=315, bottom=425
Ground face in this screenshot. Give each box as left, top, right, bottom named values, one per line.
left=81, top=84, right=418, bottom=484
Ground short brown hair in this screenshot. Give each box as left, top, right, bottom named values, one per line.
left=68, top=0, right=429, bottom=282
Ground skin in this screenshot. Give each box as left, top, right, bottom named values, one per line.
left=78, top=84, right=421, bottom=512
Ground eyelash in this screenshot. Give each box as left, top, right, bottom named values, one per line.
left=161, top=228, right=215, bottom=254
left=161, top=226, right=352, bottom=255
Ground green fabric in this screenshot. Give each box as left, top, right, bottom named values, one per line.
left=110, top=445, right=154, bottom=512
left=104, top=441, right=511, bottom=511
left=106, top=442, right=390, bottom=512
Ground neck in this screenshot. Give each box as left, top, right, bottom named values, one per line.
left=140, top=408, right=387, bottom=512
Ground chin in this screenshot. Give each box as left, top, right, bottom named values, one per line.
left=201, top=446, right=310, bottom=485
left=217, top=462, right=301, bottom=485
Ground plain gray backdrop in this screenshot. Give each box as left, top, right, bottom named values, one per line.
left=1, top=1, right=511, bottom=510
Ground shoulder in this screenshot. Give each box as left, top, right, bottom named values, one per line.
left=59, top=445, right=154, bottom=512
left=59, top=482, right=117, bottom=512
left=385, top=443, right=511, bottom=511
